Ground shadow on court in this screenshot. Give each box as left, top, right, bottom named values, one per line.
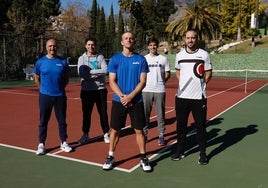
left=185, top=124, right=258, bottom=162
left=149, top=117, right=258, bottom=168
left=206, top=124, right=258, bottom=160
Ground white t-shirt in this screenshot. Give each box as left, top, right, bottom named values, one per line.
left=175, top=48, right=212, bottom=99
left=143, top=54, right=170, bottom=93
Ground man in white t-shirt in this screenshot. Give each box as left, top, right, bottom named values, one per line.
left=171, top=29, right=212, bottom=165
left=142, top=37, right=171, bottom=146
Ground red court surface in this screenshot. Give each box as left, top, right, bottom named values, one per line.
left=0, top=77, right=267, bottom=172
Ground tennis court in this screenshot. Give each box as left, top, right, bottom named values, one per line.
left=0, top=76, right=267, bottom=188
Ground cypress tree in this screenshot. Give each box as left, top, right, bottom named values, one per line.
left=96, top=7, right=106, bottom=55
left=116, top=10, right=125, bottom=52
left=89, top=0, right=97, bottom=37
left=106, top=5, right=116, bottom=57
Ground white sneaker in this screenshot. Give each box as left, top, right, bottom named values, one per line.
left=60, top=141, right=72, bottom=152
left=36, top=143, right=45, bottom=155
left=102, top=156, right=114, bottom=170
left=104, top=133, right=110, bottom=144
left=140, top=158, right=152, bottom=172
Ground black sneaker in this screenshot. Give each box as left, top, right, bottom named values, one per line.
left=144, top=134, right=148, bottom=143
left=78, top=134, right=90, bottom=144
left=140, top=157, right=152, bottom=172
left=102, top=156, right=114, bottom=170
left=158, top=136, right=166, bottom=146
left=198, top=153, right=208, bottom=165
left=171, top=153, right=185, bottom=161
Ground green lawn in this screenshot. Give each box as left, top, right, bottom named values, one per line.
left=163, top=37, right=268, bottom=78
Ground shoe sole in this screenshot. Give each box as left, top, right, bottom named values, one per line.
left=102, top=166, right=113, bottom=170
left=36, top=149, right=45, bottom=155
left=140, top=164, right=152, bottom=172
left=198, top=155, right=208, bottom=165
left=61, top=150, right=72, bottom=152
left=103, top=163, right=114, bottom=170
left=104, top=140, right=110, bottom=144
left=60, top=147, right=72, bottom=152
left=36, top=152, right=45, bottom=155
left=198, top=161, right=208, bottom=165
left=171, top=155, right=185, bottom=161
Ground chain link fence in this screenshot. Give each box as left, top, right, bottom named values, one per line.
left=0, top=29, right=88, bottom=81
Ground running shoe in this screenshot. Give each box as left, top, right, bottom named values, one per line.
left=144, top=134, right=148, bottom=143
left=78, top=134, right=90, bottom=144
left=140, top=157, right=152, bottom=172
left=104, top=133, right=110, bottom=144
left=36, top=143, right=45, bottom=155
left=103, top=156, right=114, bottom=170
left=158, top=135, right=166, bottom=146
left=171, top=153, right=185, bottom=161
left=198, top=153, right=208, bottom=165
left=60, top=141, right=72, bottom=152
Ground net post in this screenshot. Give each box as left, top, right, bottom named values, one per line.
left=244, top=69, right=248, bottom=93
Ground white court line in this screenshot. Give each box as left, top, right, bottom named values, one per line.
left=149, top=79, right=256, bottom=121
left=0, top=143, right=132, bottom=173
left=0, top=90, right=38, bottom=97
left=208, top=79, right=255, bottom=98
left=0, top=81, right=266, bottom=173
left=0, top=79, right=255, bottom=100
left=0, top=89, right=112, bottom=101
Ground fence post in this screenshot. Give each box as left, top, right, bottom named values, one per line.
left=3, top=36, right=7, bottom=80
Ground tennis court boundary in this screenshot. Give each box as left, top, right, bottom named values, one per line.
left=1, top=81, right=267, bottom=173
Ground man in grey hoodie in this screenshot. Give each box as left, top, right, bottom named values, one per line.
left=77, top=37, right=110, bottom=144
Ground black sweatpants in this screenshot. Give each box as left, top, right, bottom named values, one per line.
left=80, top=89, right=110, bottom=135
left=175, top=97, right=207, bottom=154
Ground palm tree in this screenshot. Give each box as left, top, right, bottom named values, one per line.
left=118, top=0, right=134, bottom=12
left=165, top=0, right=222, bottom=41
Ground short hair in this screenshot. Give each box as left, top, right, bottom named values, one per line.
left=184, top=29, right=198, bottom=38
left=84, top=37, right=97, bottom=45
left=147, top=36, right=159, bottom=46
left=121, top=31, right=135, bottom=40
left=46, top=38, right=57, bottom=45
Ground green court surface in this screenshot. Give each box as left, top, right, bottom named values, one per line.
left=0, top=80, right=35, bottom=88
left=1, top=85, right=267, bottom=188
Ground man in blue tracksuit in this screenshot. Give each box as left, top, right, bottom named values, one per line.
left=34, top=38, right=72, bottom=155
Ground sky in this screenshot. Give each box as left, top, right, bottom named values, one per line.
left=61, top=0, right=120, bottom=14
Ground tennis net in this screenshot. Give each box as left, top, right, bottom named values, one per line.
left=211, top=69, right=268, bottom=93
